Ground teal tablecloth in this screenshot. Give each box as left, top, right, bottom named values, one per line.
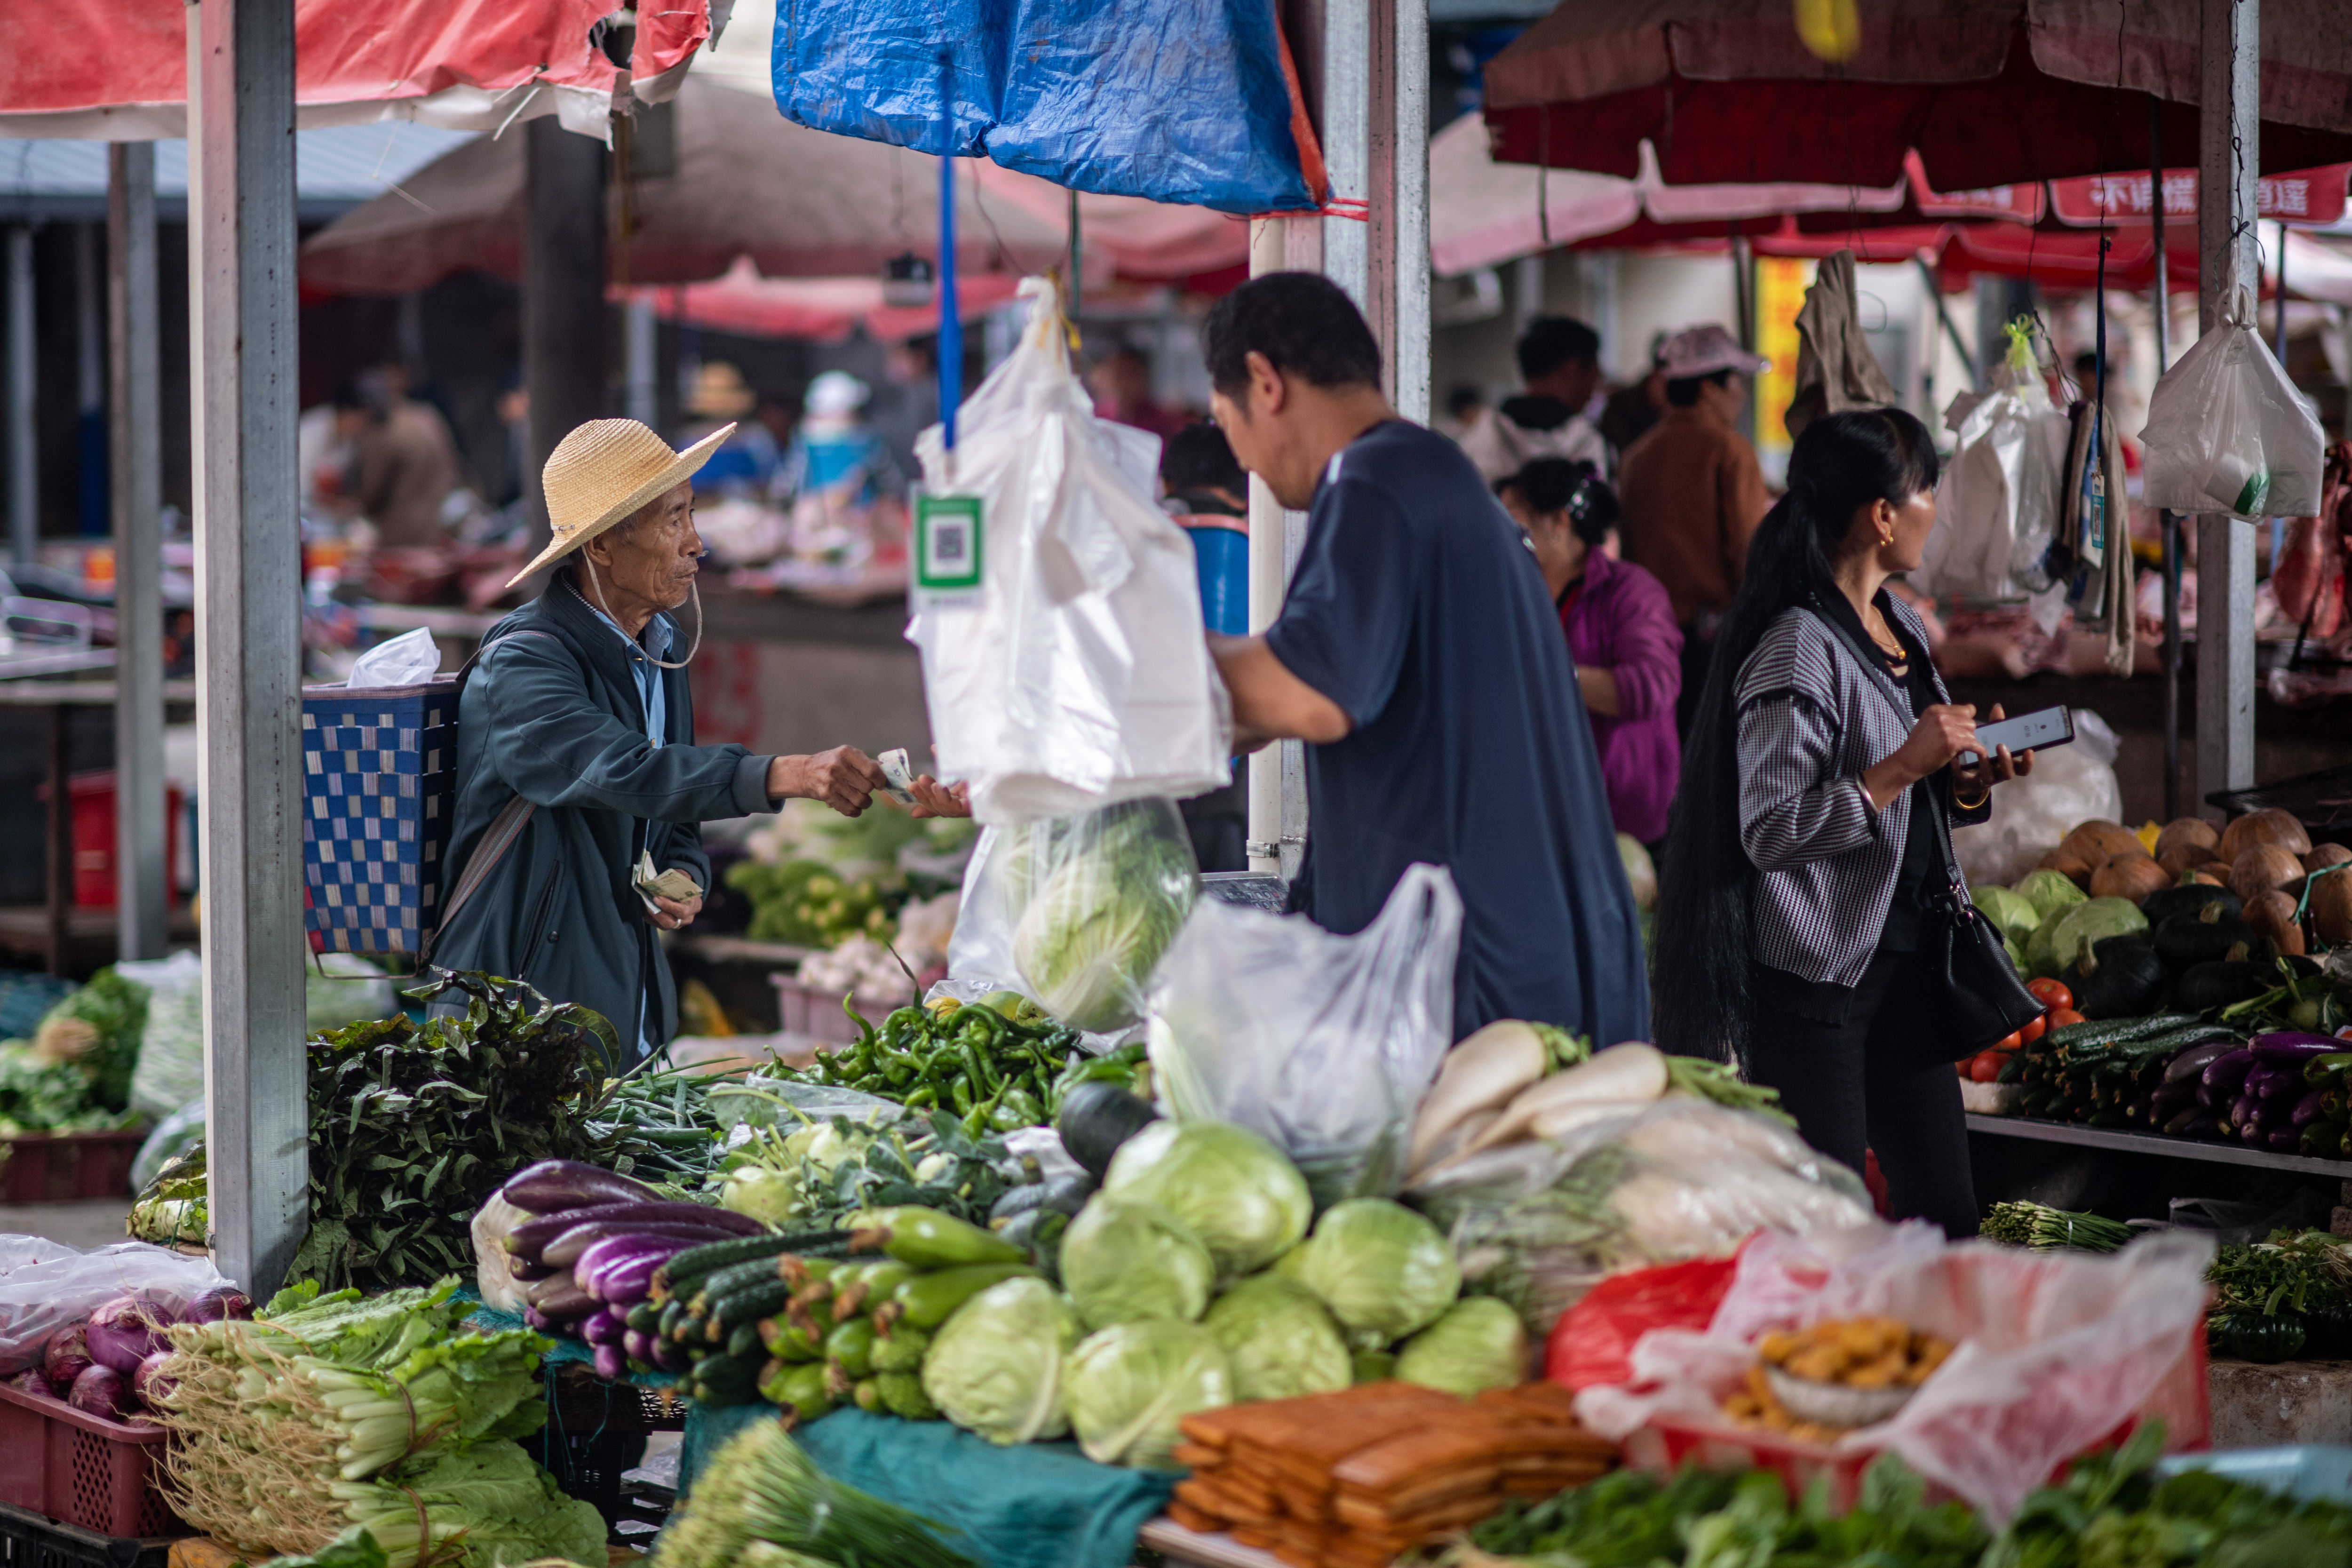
left=679, top=1405, right=1176, bottom=1568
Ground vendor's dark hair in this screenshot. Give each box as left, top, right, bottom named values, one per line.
left=1664, top=368, right=1733, bottom=407
left=1497, top=458, right=1617, bottom=547
left=1203, top=272, right=1381, bottom=398
left=1517, top=316, right=1599, bottom=381
left=1650, top=406, right=1940, bottom=1063
left=1162, top=421, right=1247, bottom=496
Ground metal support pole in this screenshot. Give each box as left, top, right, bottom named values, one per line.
left=6, top=226, right=33, bottom=568
left=1245, top=218, right=1287, bottom=877
left=624, top=295, right=659, bottom=429
left=2150, top=97, right=2181, bottom=823
left=1390, top=0, right=1430, bottom=425
left=2196, top=0, right=2259, bottom=815
left=190, top=0, right=308, bottom=1295
left=109, top=143, right=167, bottom=961
left=522, top=116, right=608, bottom=577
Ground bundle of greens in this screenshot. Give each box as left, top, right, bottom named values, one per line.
left=712, top=1108, right=1015, bottom=1232
left=0, top=966, right=150, bottom=1134
left=728, top=859, right=901, bottom=948
left=322, top=1443, right=607, bottom=1568
left=155, top=1277, right=574, bottom=1567
left=585, top=1064, right=725, bottom=1188
left=127, top=1145, right=209, bottom=1246
left=1979, top=1201, right=2135, bottom=1253
left=652, top=1415, right=976, bottom=1568
left=2207, top=1230, right=2352, bottom=1317
left=288, top=970, right=620, bottom=1292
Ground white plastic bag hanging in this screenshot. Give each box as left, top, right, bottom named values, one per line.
left=2142, top=286, right=2325, bottom=519
left=1914, top=322, right=2072, bottom=601
left=1147, top=863, right=1461, bottom=1206
left=907, top=275, right=1231, bottom=824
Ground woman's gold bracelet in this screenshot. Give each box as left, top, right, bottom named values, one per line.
left=1950, top=781, right=1991, bottom=811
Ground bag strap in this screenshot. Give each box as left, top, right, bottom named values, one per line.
left=417, top=627, right=561, bottom=967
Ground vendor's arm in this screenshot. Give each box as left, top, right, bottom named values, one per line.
left=1581, top=569, right=1683, bottom=721
left=1209, top=635, right=1351, bottom=749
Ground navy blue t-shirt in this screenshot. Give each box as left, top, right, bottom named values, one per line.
left=1263, top=420, right=1650, bottom=1045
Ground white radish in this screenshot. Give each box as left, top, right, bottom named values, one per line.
left=1460, top=1042, right=1669, bottom=1158
left=1406, top=1020, right=1550, bottom=1173
left=1406, top=1108, right=1502, bottom=1185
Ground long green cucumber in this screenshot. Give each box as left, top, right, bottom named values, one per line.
left=847, top=1206, right=1025, bottom=1270
left=708, top=1278, right=799, bottom=1341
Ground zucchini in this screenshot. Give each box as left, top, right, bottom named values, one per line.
left=697, top=1255, right=795, bottom=1312
left=826, top=1316, right=879, bottom=1379
left=830, top=1261, right=915, bottom=1316
left=625, top=1299, right=662, bottom=1335
left=847, top=1206, right=1025, bottom=1270
left=880, top=1262, right=1039, bottom=1331
left=708, top=1278, right=798, bottom=1341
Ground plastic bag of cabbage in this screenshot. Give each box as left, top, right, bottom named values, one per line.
left=994, top=798, right=1199, bottom=1034
left=1407, top=1098, right=1875, bottom=1334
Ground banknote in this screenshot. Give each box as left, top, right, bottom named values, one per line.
left=876, top=747, right=917, bottom=806
left=634, top=850, right=703, bottom=906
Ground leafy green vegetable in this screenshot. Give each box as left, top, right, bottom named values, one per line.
left=2046, top=897, right=2150, bottom=977
left=128, top=1145, right=209, bottom=1246
left=324, top=1441, right=607, bottom=1568
left=1099, top=1120, right=1311, bottom=1281
left=1980, top=1201, right=2135, bottom=1253
left=1972, top=885, right=2045, bottom=947
left=727, top=859, right=899, bottom=948
left=1200, top=1273, right=1351, bottom=1403
left=1064, top=1319, right=1232, bottom=1471
left=2015, top=869, right=2090, bottom=923
left=1059, top=1196, right=1215, bottom=1330
left=920, top=1275, right=1080, bottom=1446
left=1009, top=800, right=1198, bottom=1033
left=652, top=1415, right=975, bottom=1568
left=0, top=1041, right=135, bottom=1134
left=34, top=965, right=148, bottom=1113
left=711, top=1108, right=1014, bottom=1231
left=1393, top=1297, right=1526, bottom=1397
left=1293, top=1197, right=1460, bottom=1343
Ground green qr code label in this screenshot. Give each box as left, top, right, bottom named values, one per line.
left=916, top=493, right=984, bottom=591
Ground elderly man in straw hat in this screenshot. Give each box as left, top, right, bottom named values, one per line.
left=432, top=417, right=894, bottom=1060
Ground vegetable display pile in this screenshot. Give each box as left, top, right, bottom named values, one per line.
left=0, top=966, right=148, bottom=1134
left=1997, top=1015, right=2352, bottom=1153
left=652, top=1414, right=976, bottom=1568
left=4, top=1283, right=248, bottom=1423
left=1979, top=1200, right=2134, bottom=1252
left=726, top=796, right=973, bottom=950
left=714, top=1107, right=1019, bottom=1234
left=152, top=1276, right=602, bottom=1568
left=127, top=1145, right=209, bottom=1247
left=583, top=1064, right=730, bottom=1189
left=2203, top=1229, right=2352, bottom=1364
left=770, top=992, right=1141, bottom=1137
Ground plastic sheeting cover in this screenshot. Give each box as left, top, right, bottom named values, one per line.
left=770, top=0, right=1320, bottom=214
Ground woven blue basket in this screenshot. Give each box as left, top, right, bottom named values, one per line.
left=301, top=677, right=460, bottom=955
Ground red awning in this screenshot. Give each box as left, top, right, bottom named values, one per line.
left=0, top=0, right=709, bottom=141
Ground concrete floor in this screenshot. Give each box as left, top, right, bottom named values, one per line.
left=1, top=1198, right=131, bottom=1250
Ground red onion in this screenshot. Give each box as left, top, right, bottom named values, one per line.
left=132, top=1351, right=177, bottom=1410
left=84, top=1296, right=173, bottom=1375
left=43, top=1325, right=94, bottom=1389
left=67, top=1363, right=133, bottom=1423
left=182, top=1288, right=253, bottom=1324
left=6, top=1369, right=56, bottom=1401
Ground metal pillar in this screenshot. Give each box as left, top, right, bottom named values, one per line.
left=521, top=115, right=608, bottom=576
left=1315, top=0, right=1429, bottom=422
left=109, top=145, right=167, bottom=962
left=2152, top=100, right=2182, bottom=825
left=76, top=225, right=107, bottom=538
left=190, top=0, right=307, bottom=1296
left=6, top=226, right=32, bottom=568
left=1245, top=218, right=1297, bottom=878
left=624, top=295, right=659, bottom=429
left=2196, top=0, right=2259, bottom=815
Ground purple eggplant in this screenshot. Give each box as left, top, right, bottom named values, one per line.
left=2292, top=1090, right=2331, bottom=1129
left=7, top=1369, right=56, bottom=1401
left=579, top=1310, right=625, bottom=1347
left=540, top=1219, right=746, bottom=1269
left=44, top=1326, right=94, bottom=1390
left=2251, top=1033, right=2345, bottom=1066
left=182, top=1288, right=252, bottom=1324
left=2204, top=1048, right=2258, bottom=1096
left=522, top=1307, right=552, bottom=1333
left=2165, top=1039, right=2242, bottom=1084
left=592, top=1343, right=627, bottom=1382
left=653, top=1337, right=692, bottom=1374
left=507, top=1256, right=560, bottom=1282
left=2163, top=1105, right=2205, bottom=1136
left=2270, top=1127, right=2303, bottom=1152
left=623, top=1328, right=656, bottom=1365
left=497, top=1160, right=662, bottom=1216
left=2243, top=1120, right=2269, bottom=1148
left=524, top=1274, right=600, bottom=1321
left=572, top=1233, right=694, bottom=1293
left=505, top=1200, right=761, bottom=1257
left=68, top=1364, right=133, bottom=1423
left=587, top=1252, right=675, bottom=1307
left=2246, top=1065, right=2306, bottom=1102
left=2153, top=1078, right=2200, bottom=1108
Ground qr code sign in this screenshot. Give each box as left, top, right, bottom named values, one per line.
left=916, top=493, right=984, bottom=591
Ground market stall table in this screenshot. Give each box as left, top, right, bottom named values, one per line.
left=1968, top=1113, right=2352, bottom=1181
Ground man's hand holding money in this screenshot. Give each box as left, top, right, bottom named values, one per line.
left=635, top=852, right=705, bottom=931
left=766, top=746, right=891, bottom=816
left=878, top=747, right=970, bottom=819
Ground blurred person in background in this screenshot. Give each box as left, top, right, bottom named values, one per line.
left=1598, top=332, right=1669, bottom=456
left=1440, top=383, right=1489, bottom=443
left=1460, top=316, right=1609, bottom=483
left=1496, top=458, right=1682, bottom=849
left=1161, top=422, right=1251, bottom=872
left=1615, top=325, right=1772, bottom=739
left=1090, top=344, right=1189, bottom=441
left=678, top=362, right=778, bottom=498
left=343, top=365, right=464, bottom=548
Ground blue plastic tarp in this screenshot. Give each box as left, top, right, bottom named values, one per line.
left=771, top=0, right=1322, bottom=215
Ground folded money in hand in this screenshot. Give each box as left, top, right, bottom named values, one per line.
left=876, top=747, right=917, bottom=806
left=634, top=851, right=703, bottom=904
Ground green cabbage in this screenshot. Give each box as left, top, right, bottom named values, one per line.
left=2047, top=896, right=2148, bottom=975
left=1201, top=1274, right=1351, bottom=1401
left=1101, top=1120, right=1312, bottom=1280
left=1294, top=1198, right=1460, bottom=1342
left=1968, top=885, right=2042, bottom=947
left=2003, top=935, right=2026, bottom=975
left=1060, top=1196, right=1216, bottom=1330
left=1394, top=1297, right=1528, bottom=1398
left=2014, top=869, right=2090, bottom=922
left=2024, top=907, right=2071, bottom=979
left=1065, top=1320, right=1232, bottom=1471
left=919, top=1276, right=1080, bottom=1445
left=1011, top=802, right=1199, bottom=1032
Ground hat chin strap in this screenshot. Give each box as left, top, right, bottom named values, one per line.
left=579, top=555, right=701, bottom=671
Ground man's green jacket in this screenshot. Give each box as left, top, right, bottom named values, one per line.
left=433, top=575, right=773, bottom=1054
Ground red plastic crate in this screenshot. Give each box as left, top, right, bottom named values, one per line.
left=0, top=1130, right=146, bottom=1205
left=0, top=1381, right=183, bottom=1539
left=31, top=771, right=183, bottom=910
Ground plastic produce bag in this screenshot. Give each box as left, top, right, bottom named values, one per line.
left=343, top=626, right=442, bottom=690
left=130, top=1096, right=209, bottom=1192
left=1914, top=322, right=2072, bottom=601
left=121, top=950, right=205, bottom=1122
left=1148, top=864, right=1461, bottom=1206
left=906, top=275, right=1230, bottom=824
left=0, top=1240, right=229, bottom=1373
left=1572, top=1224, right=2215, bottom=1524
left=1406, top=1098, right=1876, bottom=1335
left=2143, top=286, right=2325, bottom=520
left=1950, top=708, right=2122, bottom=887
left=307, top=952, right=394, bottom=1032
left=1005, top=799, right=1198, bottom=1034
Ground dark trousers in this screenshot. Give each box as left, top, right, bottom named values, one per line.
left=1675, top=624, right=1713, bottom=742
left=1743, top=947, right=1979, bottom=1238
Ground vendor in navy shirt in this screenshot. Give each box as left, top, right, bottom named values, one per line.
left=1203, top=274, right=1648, bottom=1045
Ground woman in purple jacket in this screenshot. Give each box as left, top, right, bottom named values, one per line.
left=1498, top=459, right=1683, bottom=846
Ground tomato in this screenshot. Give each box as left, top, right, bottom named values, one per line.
left=1994, top=1031, right=2023, bottom=1053
left=2019, top=1014, right=2047, bottom=1045
left=2027, top=979, right=2073, bottom=1010
left=2049, top=1008, right=2087, bottom=1028
left=1968, top=1052, right=2006, bottom=1083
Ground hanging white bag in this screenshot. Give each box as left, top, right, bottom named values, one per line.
left=1913, top=322, right=2072, bottom=601
left=906, top=275, right=1231, bottom=825
left=2142, top=285, right=2324, bottom=520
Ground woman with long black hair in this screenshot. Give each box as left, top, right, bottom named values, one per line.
left=1651, top=408, right=2035, bottom=1235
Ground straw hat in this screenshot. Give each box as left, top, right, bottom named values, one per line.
left=506, top=418, right=732, bottom=588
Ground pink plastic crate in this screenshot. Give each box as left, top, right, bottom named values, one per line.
left=0, top=1380, right=183, bottom=1538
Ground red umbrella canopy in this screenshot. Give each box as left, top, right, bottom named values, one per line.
left=1482, top=0, right=2352, bottom=190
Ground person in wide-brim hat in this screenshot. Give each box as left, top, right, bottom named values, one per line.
left=437, top=417, right=900, bottom=1062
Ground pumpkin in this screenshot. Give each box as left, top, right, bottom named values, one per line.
left=2064, top=820, right=2145, bottom=866
left=2218, top=808, right=2312, bottom=864
left=2038, top=848, right=2095, bottom=889
left=2304, top=843, right=2352, bottom=875
left=2244, top=890, right=2307, bottom=958
left=2158, top=843, right=2225, bottom=880
left=2230, top=844, right=2307, bottom=906
left=2154, top=817, right=2221, bottom=862
left=2309, top=864, right=2352, bottom=947
left=2090, top=853, right=2170, bottom=904
left=2189, top=867, right=2227, bottom=886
